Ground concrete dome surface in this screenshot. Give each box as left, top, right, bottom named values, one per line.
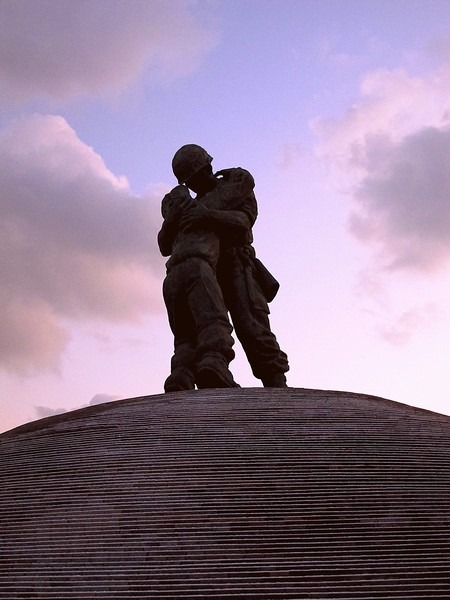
left=1, top=387, right=450, bottom=598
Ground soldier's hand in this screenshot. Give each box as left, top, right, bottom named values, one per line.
left=180, top=203, right=209, bottom=231
left=169, top=185, right=191, bottom=209
left=162, top=185, right=192, bottom=220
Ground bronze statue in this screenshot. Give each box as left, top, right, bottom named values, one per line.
left=158, top=144, right=289, bottom=391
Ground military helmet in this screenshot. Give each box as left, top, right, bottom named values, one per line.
left=172, top=144, right=213, bottom=184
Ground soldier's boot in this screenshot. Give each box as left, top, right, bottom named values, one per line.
left=196, top=353, right=240, bottom=389
left=164, top=367, right=196, bottom=392
left=261, top=371, right=288, bottom=388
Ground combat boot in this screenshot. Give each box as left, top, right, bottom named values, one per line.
left=164, top=367, right=196, bottom=392
left=196, top=353, right=239, bottom=389
left=261, top=372, right=287, bottom=387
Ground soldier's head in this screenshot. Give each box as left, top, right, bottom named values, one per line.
left=172, top=144, right=217, bottom=195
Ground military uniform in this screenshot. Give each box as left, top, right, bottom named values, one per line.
left=158, top=185, right=237, bottom=391
left=214, top=168, right=289, bottom=385
left=160, top=144, right=289, bottom=391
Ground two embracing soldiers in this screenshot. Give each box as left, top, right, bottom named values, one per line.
left=158, top=144, right=289, bottom=391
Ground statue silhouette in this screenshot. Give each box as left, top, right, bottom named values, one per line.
left=158, top=145, right=289, bottom=391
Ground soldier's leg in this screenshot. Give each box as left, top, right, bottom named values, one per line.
left=162, top=267, right=196, bottom=392
left=236, top=307, right=289, bottom=386
left=184, top=258, right=238, bottom=388
left=165, top=335, right=196, bottom=392
left=221, top=264, right=289, bottom=386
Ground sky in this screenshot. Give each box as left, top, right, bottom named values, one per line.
left=1, top=0, right=449, bottom=433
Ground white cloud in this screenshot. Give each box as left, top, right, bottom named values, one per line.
left=0, top=0, right=217, bottom=105
left=89, top=393, right=120, bottom=406
left=35, top=405, right=67, bottom=419
left=379, top=304, right=440, bottom=346
left=0, top=114, right=164, bottom=374
left=351, top=126, right=450, bottom=271
left=313, top=64, right=450, bottom=273
left=34, top=392, right=120, bottom=420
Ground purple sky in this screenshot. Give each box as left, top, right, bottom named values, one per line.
left=1, top=0, right=450, bottom=432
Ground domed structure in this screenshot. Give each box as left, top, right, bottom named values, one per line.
left=1, top=387, right=450, bottom=598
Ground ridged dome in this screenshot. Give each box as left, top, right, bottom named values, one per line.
left=1, top=388, right=450, bottom=598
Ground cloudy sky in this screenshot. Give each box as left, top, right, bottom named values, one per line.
left=1, top=0, right=449, bottom=432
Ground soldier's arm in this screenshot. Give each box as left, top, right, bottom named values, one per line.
left=157, top=186, right=191, bottom=256
left=181, top=168, right=257, bottom=233
left=157, top=220, right=177, bottom=257
left=209, top=167, right=257, bottom=231
left=204, top=206, right=254, bottom=233
left=180, top=201, right=256, bottom=234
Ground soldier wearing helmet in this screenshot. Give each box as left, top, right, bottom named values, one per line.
left=159, top=144, right=289, bottom=390
left=158, top=145, right=239, bottom=391
left=172, top=144, right=213, bottom=185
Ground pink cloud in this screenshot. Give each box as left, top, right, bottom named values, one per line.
left=351, top=126, right=450, bottom=272
left=313, top=66, right=450, bottom=174
left=0, top=0, right=217, bottom=105
left=0, top=114, right=164, bottom=374
left=313, top=64, right=450, bottom=273
left=379, top=304, right=440, bottom=346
